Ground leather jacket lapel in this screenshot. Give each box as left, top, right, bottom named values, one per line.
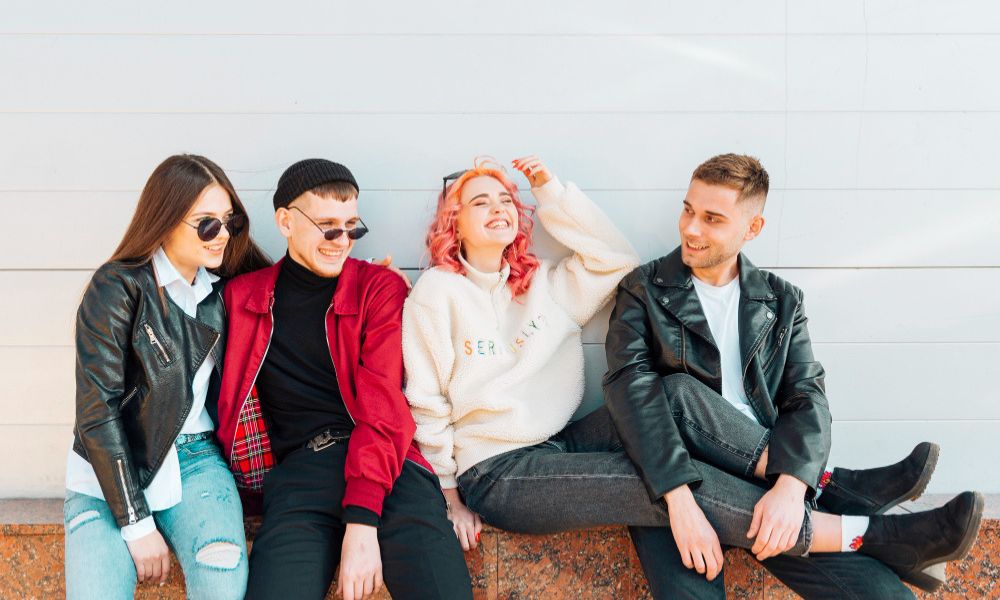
left=736, top=254, right=778, bottom=373
left=653, top=248, right=717, bottom=349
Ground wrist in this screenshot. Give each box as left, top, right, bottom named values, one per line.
left=664, top=484, right=695, bottom=506
left=345, top=522, right=378, bottom=536
left=775, top=474, right=808, bottom=497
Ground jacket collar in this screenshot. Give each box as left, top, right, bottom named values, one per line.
left=652, top=247, right=776, bottom=348
left=245, top=256, right=364, bottom=316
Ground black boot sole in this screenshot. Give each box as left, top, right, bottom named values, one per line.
left=905, top=491, right=985, bottom=593
left=873, top=442, right=940, bottom=515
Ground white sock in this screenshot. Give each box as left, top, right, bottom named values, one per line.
left=814, top=467, right=835, bottom=500
left=841, top=515, right=870, bottom=552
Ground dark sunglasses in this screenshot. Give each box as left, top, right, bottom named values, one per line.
left=290, top=206, right=369, bottom=241
left=442, top=170, right=469, bottom=199
left=184, top=213, right=247, bottom=242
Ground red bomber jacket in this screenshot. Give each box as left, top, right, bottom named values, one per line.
left=215, top=257, right=433, bottom=516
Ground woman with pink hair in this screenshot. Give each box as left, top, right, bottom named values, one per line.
left=403, top=155, right=644, bottom=538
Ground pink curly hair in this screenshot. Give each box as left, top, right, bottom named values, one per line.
left=425, top=157, right=540, bottom=297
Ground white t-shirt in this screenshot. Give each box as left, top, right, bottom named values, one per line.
left=691, top=275, right=761, bottom=424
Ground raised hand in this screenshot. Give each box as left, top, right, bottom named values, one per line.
left=512, top=155, right=553, bottom=188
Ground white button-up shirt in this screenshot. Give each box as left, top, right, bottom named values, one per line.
left=65, top=247, right=219, bottom=540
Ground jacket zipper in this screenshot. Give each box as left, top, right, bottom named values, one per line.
left=119, top=386, right=139, bottom=410
left=231, top=297, right=276, bottom=460
left=741, top=316, right=776, bottom=422
left=116, top=458, right=138, bottom=524
left=143, top=323, right=171, bottom=364
left=324, top=304, right=356, bottom=425
left=147, top=328, right=221, bottom=490
left=761, top=327, right=788, bottom=372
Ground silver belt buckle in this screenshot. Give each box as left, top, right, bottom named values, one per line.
left=307, top=430, right=338, bottom=452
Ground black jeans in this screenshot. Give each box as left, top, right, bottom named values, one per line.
left=246, top=443, right=472, bottom=600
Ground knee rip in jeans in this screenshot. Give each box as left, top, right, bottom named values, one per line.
left=67, top=510, right=101, bottom=533
left=195, top=540, right=243, bottom=570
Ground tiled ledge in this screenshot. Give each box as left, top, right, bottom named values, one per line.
left=1, top=496, right=997, bottom=599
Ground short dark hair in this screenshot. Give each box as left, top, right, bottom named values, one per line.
left=309, top=180, right=358, bottom=202
left=691, top=153, right=769, bottom=209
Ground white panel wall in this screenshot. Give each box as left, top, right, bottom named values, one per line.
left=1, top=1, right=998, bottom=497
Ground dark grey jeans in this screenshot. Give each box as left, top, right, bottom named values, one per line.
left=457, top=405, right=813, bottom=554
left=458, top=385, right=913, bottom=599
left=632, top=372, right=914, bottom=600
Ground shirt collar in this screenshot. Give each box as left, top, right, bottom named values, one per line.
left=152, top=246, right=219, bottom=295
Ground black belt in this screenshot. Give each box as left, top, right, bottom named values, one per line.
left=305, top=429, right=351, bottom=452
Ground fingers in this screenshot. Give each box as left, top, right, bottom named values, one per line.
left=135, top=558, right=146, bottom=584
left=159, top=552, right=171, bottom=585
left=353, top=578, right=364, bottom=600
left=680, top=546, right=695, bottom=570
left=747, top=503, right=763, bottom=539
left=692, top=547, right=707, bottom=575
left=712, top=538, right=725, bottom=572
left=363, top=572, right=375, bottom=598
left=752, top=521, right=773, bottom=556
left=149, top=558, right=161, bottom=585
left=511, top=155, right=540, bottom=170
left=759, top=531, right=783, bottom=561
left=703, top=549, right=721, bottom=581
left=377, top=255, right=392, bottom=267
left=511, top=156, right=547, bottom=181
left=374, top=570, right=385, bottom=594
left=466, top=521, right=479, bottom=550
left=455, top=524, right=470, bottom=551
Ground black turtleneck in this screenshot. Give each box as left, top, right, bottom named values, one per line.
left=256, top=254, right=353, bottom=461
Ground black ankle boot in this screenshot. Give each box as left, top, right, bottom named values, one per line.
left=857, top=491, right=984, bottom=592
left=818, top=442, right=939, bottom=515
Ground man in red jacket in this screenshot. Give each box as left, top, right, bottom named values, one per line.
left=215, top=159, right=471, bottom=600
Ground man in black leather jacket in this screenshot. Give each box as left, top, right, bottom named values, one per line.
left=602, top=154, right=981, bottom=598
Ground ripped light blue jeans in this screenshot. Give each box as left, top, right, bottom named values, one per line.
left=64, top=436, right=248, bottom=600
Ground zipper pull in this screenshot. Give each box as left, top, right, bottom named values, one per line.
left=143, top=323, right=171, bottom=363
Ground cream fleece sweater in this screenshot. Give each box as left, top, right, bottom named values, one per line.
left=402, top=178, right=640, bottom=488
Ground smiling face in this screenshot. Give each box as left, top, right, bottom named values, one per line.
left=455, top=175, right=519, bottom=256
left=679, top=179, right=764, bottom=275
left=162, top=183, right=233, bottom=279
left=276, top=190, right=359, bottom=277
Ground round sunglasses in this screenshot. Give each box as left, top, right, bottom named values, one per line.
left=183, top=213, right=247, bottom=242
left=290, top=206, right=369, bottom=241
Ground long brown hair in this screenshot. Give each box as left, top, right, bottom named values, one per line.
left=110, top=154, right=271, bottom=277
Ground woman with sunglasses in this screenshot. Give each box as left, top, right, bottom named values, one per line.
left=64, top=154, right=270, bottom=599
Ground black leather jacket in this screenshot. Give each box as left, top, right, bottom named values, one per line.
left=72, top=261, right=225, bottom=528
left=602, top=248, right=831, bottom=500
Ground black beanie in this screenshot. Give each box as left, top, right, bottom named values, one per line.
left=273, top=158, right=359, bottom=210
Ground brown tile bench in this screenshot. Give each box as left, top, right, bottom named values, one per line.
left=1, top=497, right=996, bottom=599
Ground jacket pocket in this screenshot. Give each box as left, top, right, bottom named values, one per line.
left=118, top=385, right=140, bottom=411
left=140, top=321, right=172, bottom=367
left=760, top=326, right=788, bottom=373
